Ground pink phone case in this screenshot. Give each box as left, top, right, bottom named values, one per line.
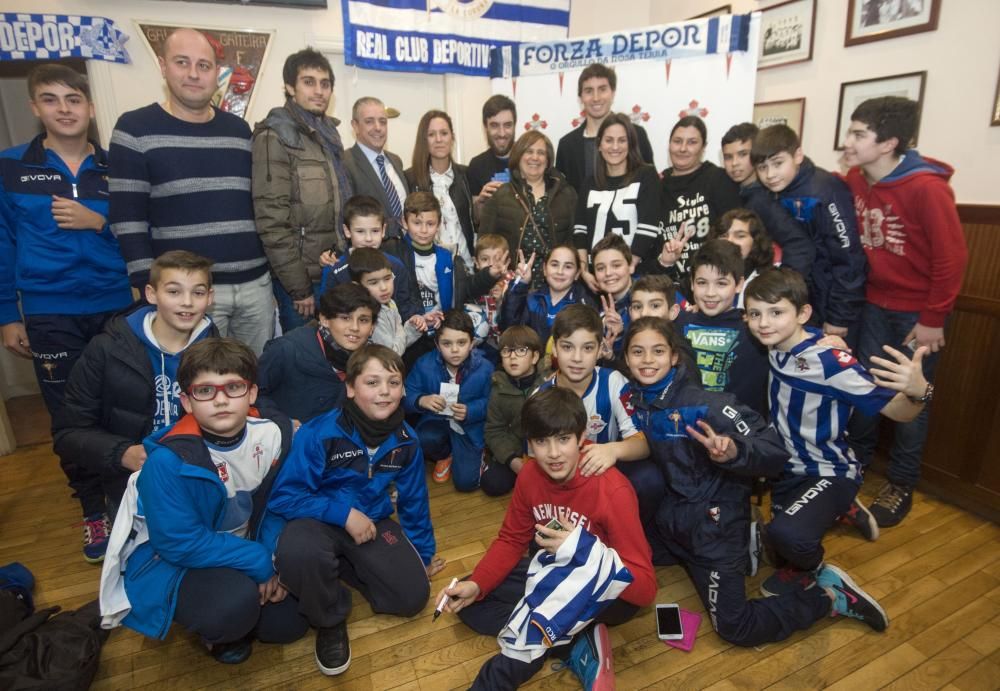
left=663, top=608, right=701, bottom=652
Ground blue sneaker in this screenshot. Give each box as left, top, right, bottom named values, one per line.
left=210, top=637, right=253, bottom=664
left=82, top=514, right=110, bottom=564
left=564, top=623, right=614, bottom=691
left=817, top=564, right=888, bottom=632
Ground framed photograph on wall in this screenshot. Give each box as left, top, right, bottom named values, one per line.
left=992, top=67, right=1000, bottom=126
left=834, top=71, right=926, bottom=150
left=845, top=0, right=941, bottom=47
left=754, top=98, right=806, bottom=140
left=758, top=0, right=816, bottom=70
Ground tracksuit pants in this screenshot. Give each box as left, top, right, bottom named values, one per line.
left=769, top=474, right=859, bottom=571
left=415, top=417, right=484, bottom=492
left=274, top=517, right=430, bottom=629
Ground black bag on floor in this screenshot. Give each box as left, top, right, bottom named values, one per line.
left=0, top=598, right=107, bottom=691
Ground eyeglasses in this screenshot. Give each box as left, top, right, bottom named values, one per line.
left=187, top=380, right=251, bottom=401
left=500, top=346, right=531, bottom=358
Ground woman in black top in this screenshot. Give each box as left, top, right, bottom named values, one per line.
left=573, top=113, right=661, bottom=292
left=479, top=130, right=577, bottom=291
left=405, top=109, right=475, bottom=269
left=657, top=115, right=742, bottom=282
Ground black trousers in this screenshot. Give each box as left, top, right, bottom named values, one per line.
left=769, top=474, right=859, bottom=571
left=24, top=311, right=117, bottom=516
left=274, top=517, right=430, bottom=629
left=461, top=558, right=639, bottom=690
left=173, top=567, right=309, bottom=645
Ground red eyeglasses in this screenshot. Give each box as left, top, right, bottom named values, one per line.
left=186, top=379, right=251, bottom=401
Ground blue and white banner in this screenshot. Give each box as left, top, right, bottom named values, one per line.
left=0, top=13, right=130, bottom=64
left=491, top=13, right=761, bottom=173
left=342, top=0, right=569, bottom=76
left=491, top=13, right=752, bottom=78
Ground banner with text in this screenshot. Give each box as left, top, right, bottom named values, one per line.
left=490, top=13, right=760, bottom=172
left=0, top=13, right=130, bottom=63
left=342, top=0, right=569, bottom=76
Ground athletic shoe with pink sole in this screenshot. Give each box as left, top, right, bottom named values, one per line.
left=565, top=622, right=614, bottom=690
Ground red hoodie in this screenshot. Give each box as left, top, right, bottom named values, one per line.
left=844, top=153, right=967, bottom=327
left=469, top=458, right=656, bottom=607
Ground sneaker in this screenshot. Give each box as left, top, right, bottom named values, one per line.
left=315, top=621, right=351, bottom=676
left=760, top=566, right=818, bottom=598
left=564, top=623, right=614, bottom=691
left=869, top=482, right=913, bottom=528
left=817, top=564, right=889, bottom=632
left=839, top=497, right=880, bottom=541
left=432, top=457, right=452, bottom=484
left=82, top=513, right=110, bottom=564
left=209, top=637, right=252, bottom=664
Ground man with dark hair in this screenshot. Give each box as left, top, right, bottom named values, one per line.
left=467, top=94, right=516, bottom=215
left=842, top=96, right=967, bottom=527
left=252, top=47, right=353, bottom=332
left=555, top=63, right=654, bottom=192
left=343, top=97, right=410, bottom=240
left=1, top=63, right=132, bottom=561
left=110, top=28, right=273, bottom=354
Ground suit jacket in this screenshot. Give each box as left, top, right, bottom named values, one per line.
left=344, top=144, right=410, bottom=240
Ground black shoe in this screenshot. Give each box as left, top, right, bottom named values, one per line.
left=869, top=482, right=913, bottom=528
left=209, top=637, right=252, bottom=665
left=315, top=621, right=351, bottom=676
left=839, top=497, right=880, bottom=541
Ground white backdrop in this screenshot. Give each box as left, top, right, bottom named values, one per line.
left=491, top=13, right=761, bottom=172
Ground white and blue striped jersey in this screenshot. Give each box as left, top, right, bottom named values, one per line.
left=536, top=367, right=638, bottom=443
left=768, top=336, right=895, bottom=481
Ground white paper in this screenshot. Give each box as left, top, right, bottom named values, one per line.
left=439, top=382, right=460, bottom=417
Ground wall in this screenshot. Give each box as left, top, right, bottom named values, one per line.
left=652, top=0, right=1000, bottom=204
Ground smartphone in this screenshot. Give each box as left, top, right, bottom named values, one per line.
left=656, top=604, right=684, bottom=641
left=537, top=517, right=565, bottom=539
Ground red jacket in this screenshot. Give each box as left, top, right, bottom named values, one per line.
left=470, top=458, right=656, bottom=607
left=844, top=152, right=967, bottom=327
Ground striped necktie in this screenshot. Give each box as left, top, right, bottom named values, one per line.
left=376, top=153, right=403, bottom=221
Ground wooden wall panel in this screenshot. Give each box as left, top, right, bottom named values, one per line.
left=919, top=204, right=1000, bottom=520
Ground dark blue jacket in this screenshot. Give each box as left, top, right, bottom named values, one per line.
left=123, top=413, right=290, bottom=639
left=267, top=408, right=435, bottom=563
left=404, top=348, right=494, bottom=449
left=771, top=158, right=868, bottom=328
left=319, top=249, right=420, bottom=321
left=0, top=134, right=131, bottom=324
left=632, top=365, right=787, bottom=568
left=739, top=180, right=815, bottom=277
left=499, top=280, right=596, bottom=347
left=257, top=324, right=345, bottom=423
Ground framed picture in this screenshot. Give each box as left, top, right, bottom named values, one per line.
left=754, top=98, right=806, bottom=140
left=992, top=66, right=1000, bottom=127
left=845, top=0, right=941, bottom=46
left=758, top=0, right=816, bottom=70
left=690, top=5, right=732, bottom=19
left=834, top=71, right=926, bottom=150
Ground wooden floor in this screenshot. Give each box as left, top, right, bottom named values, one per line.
left=2, top=396, right=999, bottom=690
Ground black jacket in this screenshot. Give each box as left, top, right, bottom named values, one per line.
left=466, top=149, right=509, bottom=199
left=740, top=181, right=815, bottom=277
left=404, top=163, right=476, bottom=259
left=257, top=324, right=346, bottom=424
left=556, top=122, right=655, bottom=193
left=52, top=304, right=220, bottom=480
left=632, top=365, right=787, bottom=568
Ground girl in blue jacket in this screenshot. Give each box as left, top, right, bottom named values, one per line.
left=623, top=317, right=890, bottom=647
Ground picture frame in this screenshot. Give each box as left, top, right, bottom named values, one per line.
left=834, top=71, right=926, bottom=150
left=753, top=98, right=806, bottom=141
left=690, top=5, right=732, bottom=19
left=758, top=0, right=816, bottom=70
left=845, top=0, right=941, bottom=47
left=992, top=66, right=1000, bottom=127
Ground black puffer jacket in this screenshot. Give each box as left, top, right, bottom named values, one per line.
left=52, top=304, right=220, bottom=479
left=405, top=163, right=476, bottom=257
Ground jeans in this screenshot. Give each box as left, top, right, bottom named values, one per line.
left=272, top=277, right=322, bottom=334
left=848, top=303, right=940, bottom=488
left=209, top=273, right=275, bottom=355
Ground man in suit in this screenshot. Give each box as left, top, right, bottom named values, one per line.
left=344, top=97, right=409, bottom=240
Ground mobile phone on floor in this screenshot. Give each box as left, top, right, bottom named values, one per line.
left=656, top=603, right=684, bottom=641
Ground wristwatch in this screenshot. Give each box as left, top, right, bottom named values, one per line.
left=908, top=382, right=934, bottom=405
